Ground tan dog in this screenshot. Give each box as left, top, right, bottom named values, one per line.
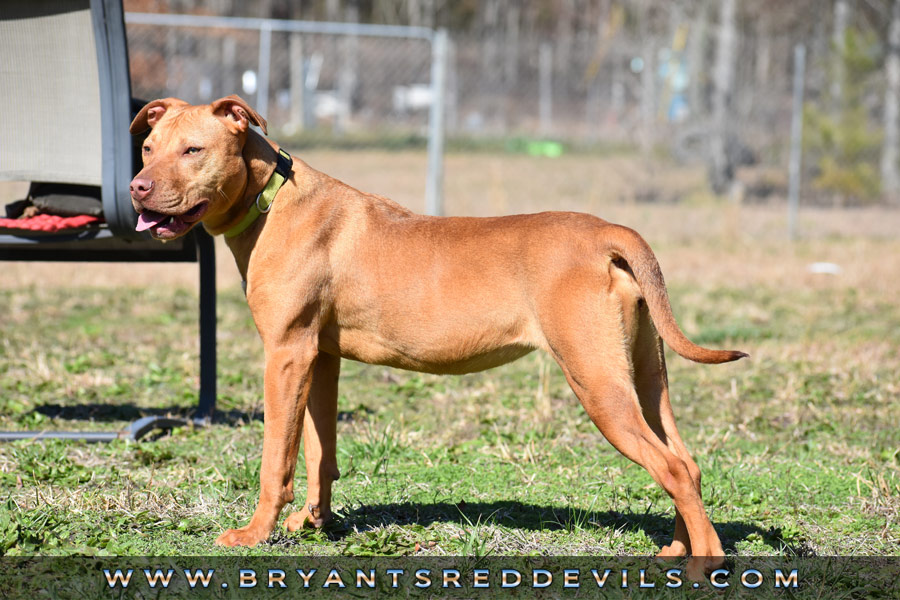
left=129, top=95, right=746, bottom=579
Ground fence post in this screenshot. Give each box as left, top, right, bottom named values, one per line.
left=257, top=21, right=272, bottom=121
left=426, top=28, right=448, bottom=217
left=788, top=43, right=806, bottom=241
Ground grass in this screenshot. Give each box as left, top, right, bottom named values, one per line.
left=1, top=281, right=897, bottom=559
left=0, top=152, right=898, bottom=563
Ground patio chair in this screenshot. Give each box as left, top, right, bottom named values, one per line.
left=0, top=0, right=216, bottom=441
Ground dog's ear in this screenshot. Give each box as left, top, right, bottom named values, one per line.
left=129, top=98, right=189, bottom=134
left=211, top=95, right=268, bottom=135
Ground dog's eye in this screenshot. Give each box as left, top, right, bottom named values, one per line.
left=184, top=147, right=202, bottom=155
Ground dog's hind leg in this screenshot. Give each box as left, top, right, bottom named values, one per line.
left=539, top=270, right=723, bottom=580
left=284, top=352, right=341, bottom=531
left=631, top=304, right=704, bottom=559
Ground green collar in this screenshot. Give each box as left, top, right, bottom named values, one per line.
left=224, top=148, right=293, bottom=238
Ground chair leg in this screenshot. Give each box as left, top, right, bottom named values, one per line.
left=195, top=229, right=217, bottom=423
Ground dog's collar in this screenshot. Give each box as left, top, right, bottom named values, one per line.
left=224, top=148, right=293, bottom=238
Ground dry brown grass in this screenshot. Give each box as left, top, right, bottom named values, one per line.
left=3, top=151, right=898, bottom=302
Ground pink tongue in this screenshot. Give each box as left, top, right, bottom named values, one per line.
left=136, top=210, right=171, bottom=232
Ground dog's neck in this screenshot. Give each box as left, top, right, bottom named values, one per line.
left=204, top=129, right=278, bottom=280
left=242, top=130, right=282, bottom=201
left=205, top=130, right=279, bottom=281
left=204, top=130, right=279, bottom=237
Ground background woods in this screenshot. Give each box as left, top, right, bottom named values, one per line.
left=126, top=0, right=900, bottom=205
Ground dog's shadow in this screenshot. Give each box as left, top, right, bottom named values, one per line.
left=27, top=405, right=800, bottom=555
left=32, top=403, right=360, bottom=427
left=32, top=402, right=260, bottom=426
left=321, top=500, right=801, bottom=555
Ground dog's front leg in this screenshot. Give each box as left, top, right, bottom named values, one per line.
left=216, top=342, right=318, bottom=547
left=284, top=352, right=340, bottom=531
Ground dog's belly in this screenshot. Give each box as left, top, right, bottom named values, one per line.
left=318, top=325, right=538, bottom=375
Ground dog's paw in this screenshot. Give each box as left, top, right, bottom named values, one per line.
left=283, top=506, right=332, bottom=532
left=685, top=556, right=725, bottom=581
left=656, top=542, right=688, bottom=559
left=215, top=526, right=268, bottom=547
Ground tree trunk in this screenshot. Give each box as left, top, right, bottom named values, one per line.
left=325, top=0, right=339, bottom=21
left=504, top=4, right=520, bottom=88
left=336, top=1, right=360, bottom=135
left=686, top=0, right=708, bottom=117
left=539, top=42, right=553, bottom=137
left=481, top=0, right=503, bottom=130
left=882, top=0, right=900, bottom=203
left=755, top=12, right=770, bottom=88
left=554, top=0, right=575, bottom=72
left=288, top=33, right=305, bottom=132
left=407, top=0, right=421, bottom=26
left=638, top=0, right=657, bottom=153
left=408, top=0, right=434, bottom=28
left=254, top=0, right=273, bottom=18
left=222, top=35, right=237, bottom=99
left=710, top=0, right=736, bottom=193
left=446, top=36, right=459, bottom=132
left=831, top=0, right=849, bottom=112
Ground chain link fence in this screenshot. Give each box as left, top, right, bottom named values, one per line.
left=126, top=13, right=447, bottom=214
left=126, top=15, right=435, bottom=145
left=446, top=16, right=895, bottom=209
left=125, top=2, right=900, bottom=211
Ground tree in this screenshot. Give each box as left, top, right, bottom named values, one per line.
left=881, top=0, right=900, bottom=203
left=831, top=0, right=850, bottom=113
left=709, top=0, right=736, bottom=193
left=805, top=28, right=883, bottom=204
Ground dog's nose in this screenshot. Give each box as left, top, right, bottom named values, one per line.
left=130, top=178, right=154, bottom=201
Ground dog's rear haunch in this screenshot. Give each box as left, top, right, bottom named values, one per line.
left=130, top=95, right=747, bottom=580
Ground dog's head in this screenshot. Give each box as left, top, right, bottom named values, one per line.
left=129, top=95, right=267, bottom=240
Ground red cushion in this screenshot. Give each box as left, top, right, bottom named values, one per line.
left=0, top=214, right=102, bottom=232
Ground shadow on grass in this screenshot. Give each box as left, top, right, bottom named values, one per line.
left=333, top=501, right=801, bottom=555
left=32, top=402, right=254, bottom=425
left=31, top=403, right=357, bottom=426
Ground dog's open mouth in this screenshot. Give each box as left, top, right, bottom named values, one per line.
left=136, top=202, right=208, bottom=238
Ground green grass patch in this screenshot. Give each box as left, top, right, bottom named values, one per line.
left=0, top=280, right=897, bottom=558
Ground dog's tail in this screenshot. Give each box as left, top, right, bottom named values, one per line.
left=602, top=224, right=748, bottom=365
